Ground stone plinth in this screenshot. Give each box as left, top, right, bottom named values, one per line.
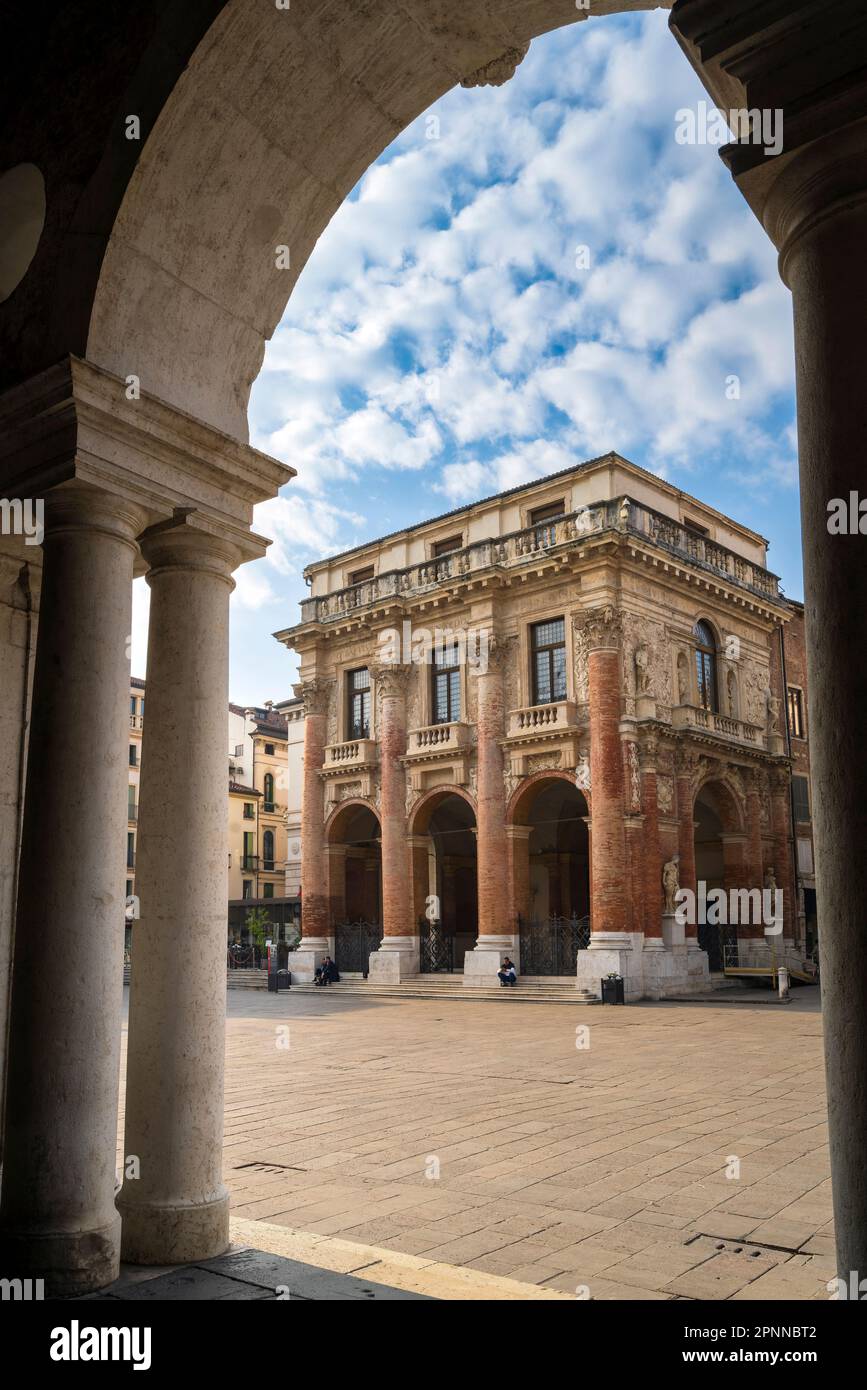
left=367, top=935, right=419, bottom=982
left=463, top=935, right=517, bottom=988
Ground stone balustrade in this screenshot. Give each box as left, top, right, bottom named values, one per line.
left=671, top=704, right=764, bottom=746
left=507, top=700, right=579, bottom=740
left=407, top=722, right=471, bottom=755
left=323, top=738, right=378, bottom=771
left=299, top=496, right=783, bottom=626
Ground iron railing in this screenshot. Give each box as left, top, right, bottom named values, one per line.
left=518, top=913, right=590, bottom=975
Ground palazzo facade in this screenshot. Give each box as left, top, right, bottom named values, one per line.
left=278, top=454, right=808, bottom=1000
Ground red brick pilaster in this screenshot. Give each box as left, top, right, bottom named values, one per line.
left=507, top=824, right=532, bottom=930
left=770, top=766, right=796, bottom=940
left=675, top=746, right=698, bottom=943
left=408, top=834, right=430, bottom=931
left=475, top=633, right=513, bottom=937
left=298, top=677, right=333, bottom=939
left=326, top=843, right=347, bottom=928
left=640, top=734, right=663, bottom=940
left=745, top=769, right=766, bottom=940
left=373, top=662, right=412, bottom=938
left=580, top=608, right=626, bottom=935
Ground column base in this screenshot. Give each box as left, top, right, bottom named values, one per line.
left=284, top=938, right=329, bottom=984
left=0, top=1212, right=121, bottom=1296
left=367, top=936, right=419, bottom=983
left=463, top=935, right=518, bottom=988
left=118, top=1189, right=230, bottom=1266
left=576, top=932, right=713, bottom=1001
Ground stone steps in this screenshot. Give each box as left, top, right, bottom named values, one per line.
left=291, top=978, right=599, bottom=1005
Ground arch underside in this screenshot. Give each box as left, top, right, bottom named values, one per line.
left=0, top=0, right=669, bottom=438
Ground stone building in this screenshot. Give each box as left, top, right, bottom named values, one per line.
left=277, top=453, right=810, bottom=998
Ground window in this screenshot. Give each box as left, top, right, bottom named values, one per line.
left=243, top=830, right=255, bottom=871
left=128, top=786, right=137, bottom=821
left=127, top=832, right=135, bottom=869
left=129, top=695, right=136, bottom=715
left=263, top=829, right=275, bottom=871
left=432, top=534, right=462, bottom=558
left=263, top=772, right=275, bottom=811
left=797, top=837, right=814, bottom=875
left=531, top=618, right=567, bottom=705
left=693, top=620, right=718, bottom=712
left=126, top=879, right=133, bottom=898
left=529, top=500, right=565, bottom=525
left=234, top=743, right=244, bottom=756
left=792, top=775, right=811, bottom=823
left=242, top=880, right=252, bottom=900
left=432, top=641, right=461, bottom=724
left=263, top=882, right=274, bottom=899
left=128, top=744, right=137, bottom=767
left=787, top=686, right=805, bottom=739
left=243, top=802, right=255, bottom=820
left=349, top=564, right=374, bottom=585
left=347, top=667, right=371, bottom=739
left=264, top=743, right=275, bottom=756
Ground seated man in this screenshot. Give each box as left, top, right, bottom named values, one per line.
left=314, top=955, right=339, bottom=986
left=498, top=957, right=517, bottom=987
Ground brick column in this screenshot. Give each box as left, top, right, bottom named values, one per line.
left=464, top=632, right=516, bottom=987
left=408, top=834, right=430, bottom=931
left=327, top=843, right=347, bottom=928
left=674, top=746, right=698, bottom=945
left=770, top=766, right=796, bottom=947
left=365, top=851, right=382, bottom=925
left=640, top=734, right=663, bottom=944
left=574, top=608, right=639, bottom=996
left=744, top=769, right=766, bottom=944
left=507, top=824, right=532, bottom=935
left=285, top=677, right=333, bottom=982
left=368, top=662, right=416, bottom=981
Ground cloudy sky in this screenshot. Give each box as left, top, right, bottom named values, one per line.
left=132, top=8, right=802, bottom=704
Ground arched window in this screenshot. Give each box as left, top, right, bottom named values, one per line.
left=263, top=829, right=275, bottom=871
left=693, top=620, right=718, bottom=712
left=263, top=772, right=274, bottom=810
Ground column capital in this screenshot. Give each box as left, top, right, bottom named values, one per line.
left=575, top=604, right=623, bottom=651
left=139, top=509, right=243, bottom=583
left=473, top=630, right=517, bottom=675
left=44, top=481, right=148, bottom=551
left=294, top=676, right=334, bottom=717
left=371, top=660, right=413, bottom=697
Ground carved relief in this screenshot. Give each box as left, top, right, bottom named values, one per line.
left=626, top=741, right=641, bottom=810
left=676, top=650, right=690, bottom=705
left=295, top=677, right=334, bottom=718
left=526, top=751, right=562, bottom=774
left=461, top=43, right=530, bottom=88
left=371, top=661, right=413, bottom=698
left=657, top=775, right=675, bottom=815
left=575, top=754, right=591, bottom=792
left=576, top=605, right=623, bottom=651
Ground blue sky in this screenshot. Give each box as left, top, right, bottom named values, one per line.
left=132, top=10, right=803, bottom=703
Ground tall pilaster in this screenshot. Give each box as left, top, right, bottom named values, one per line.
left=368, top=661, right=416, bottom=981
left=464, top=632, right=515, bottom=987
left=285, top=677, right=333, bottom=982
left=0, top=486, right=145, bottom=1294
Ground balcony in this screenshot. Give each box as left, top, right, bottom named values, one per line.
left=407, top=722, right=471, bottom=756
left=295, top=495, right=783, bottom=628
left=672, top=704, right=764, bottom=747
left=129, top=714, right=143, bottom=729
left=507, top=700, right=580, bottom=741
left=323, top=738, right=378, bottom=772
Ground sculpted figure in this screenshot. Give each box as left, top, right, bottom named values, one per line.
left=662, top=856, right=680, bottom=914
left=765, top=687, right=781, bottom=733
left=676, top=651, right=689, bottom=704
left=727, top=668, right=737, bottom=718
left=634, top=644, right=651, bottom=694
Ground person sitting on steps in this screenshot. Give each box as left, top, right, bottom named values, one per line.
left=314, top=956, right=339, bottom=986
left=498, top=957, right=517, bottom=987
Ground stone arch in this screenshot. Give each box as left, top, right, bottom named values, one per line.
left=324, top=797, right=380, bottom=843
left=693, top=774, right=744, bottom=834
left=408, top=784, right=476, bottom=836
left=508, top=769, right=589, bottom=825
left=323, top=799, right=381, bottom=929
left=1, top=1, right=670, bottom=433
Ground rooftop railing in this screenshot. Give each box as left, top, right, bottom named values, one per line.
left=298, top=497, right=782, bottom=625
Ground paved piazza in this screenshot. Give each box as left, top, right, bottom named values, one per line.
left=120, top=989, right=832, bottom=1300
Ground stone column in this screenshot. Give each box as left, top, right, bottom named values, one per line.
left=285, top=678, right=332, bottom=982
left=669, top=1, right=867, bottom=1277
left=368, top=663, right=416, bottom=980
left=574, top=608, right=638, bottom=996
left=327, top=843, right=348, bottom=927
left=464, top=633, right=515, bottom=987
left=0, top=486, right=145, bottom=1295
left=118, top=516, right=241, bottom=1265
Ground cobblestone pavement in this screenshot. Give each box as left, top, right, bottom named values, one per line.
left=119, top=988, right=832, bottom=1301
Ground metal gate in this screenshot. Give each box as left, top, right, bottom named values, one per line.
left=419, top=917, right=454, bottom=973
left=518, top=914, right=590, bottom=975
left=333, top=920, right=381, bottom=975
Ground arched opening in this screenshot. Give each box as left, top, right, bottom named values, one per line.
left=410, top=789, right=477, bottom=972
left=511, top=775, right=590, bottom=975
left=693, top=620, right=719, bottom=714
left=694, top=779, right=744, bottom=972
left=326, top=801, right=381, bottom=974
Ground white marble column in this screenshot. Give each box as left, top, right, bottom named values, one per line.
left=118, top=516, right=239, bottom=1264
left=0, top=485, right=145, bottom=1294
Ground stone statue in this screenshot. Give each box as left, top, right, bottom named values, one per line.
left=575, top=754, right=591, bottom=791
left=727, top=668, right=737, bottom=718
left=634, top=644, right=651, bottom=694
left=765, top=686, right=781, bottom=733
left=662, top=856, right=680, bottom=914
left=676, top=651, right=689, bottom=704
left=764, top=866, right=777, bottom=891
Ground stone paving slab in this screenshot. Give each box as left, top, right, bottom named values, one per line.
left=114, top=988, right=832, bottom=1301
